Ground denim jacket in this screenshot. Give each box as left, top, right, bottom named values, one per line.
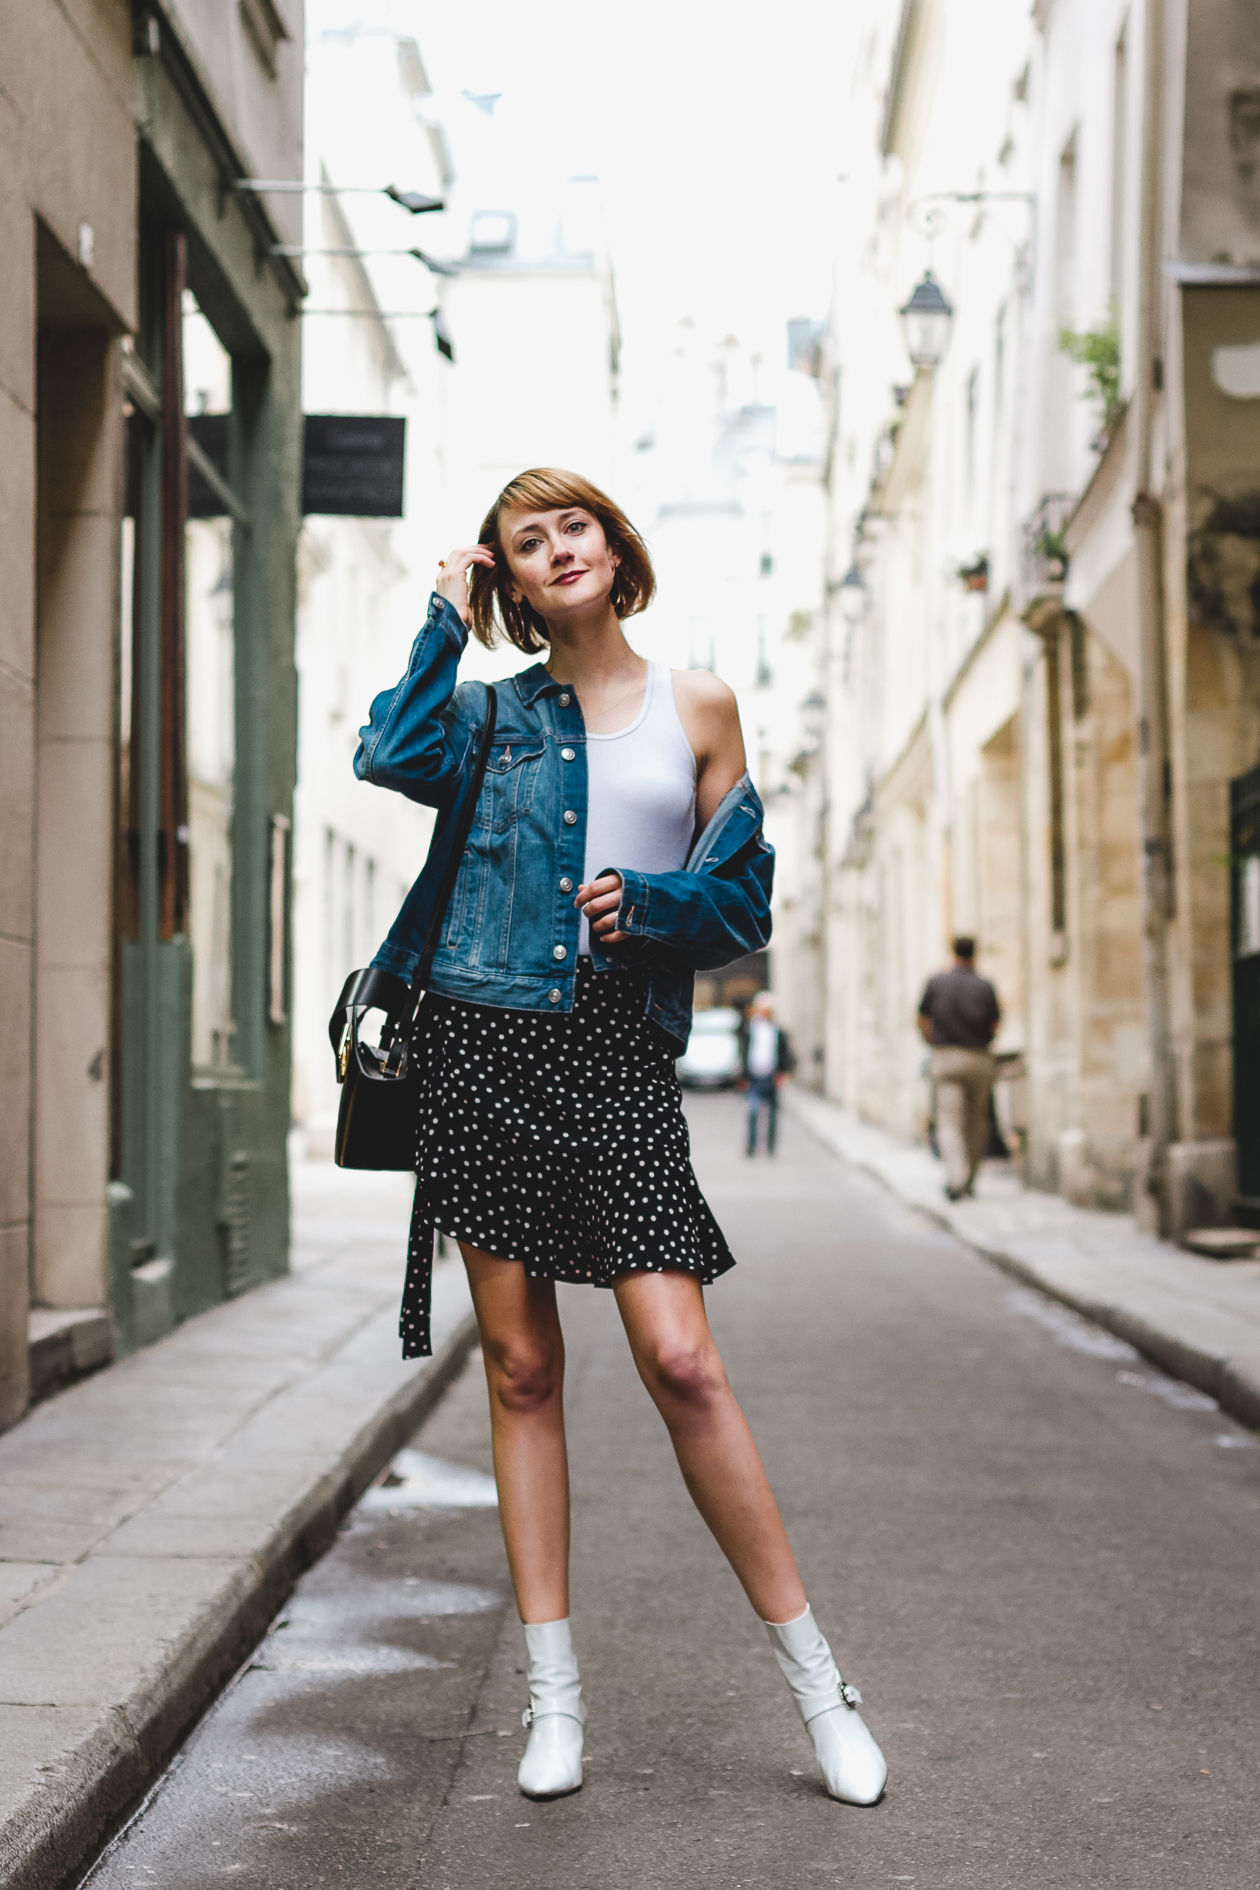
left=354, top=592, right=774, bottom=1048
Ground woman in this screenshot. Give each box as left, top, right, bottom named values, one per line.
left=354, top=468, right=886, bottom=1807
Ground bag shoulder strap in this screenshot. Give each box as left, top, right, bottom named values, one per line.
left=328, top=684, right=498, bottom=1057
left=409, top=681, right=497, bottom=1003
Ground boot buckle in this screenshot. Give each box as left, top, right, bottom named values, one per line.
left=839, top=1681, right=863, bottom=1707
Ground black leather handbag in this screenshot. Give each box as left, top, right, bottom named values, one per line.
left=328, top=684, right=498, bottom=1170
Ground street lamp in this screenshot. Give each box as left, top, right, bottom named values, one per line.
left=799, top=689, right=827, bottom=751
left=899, top=270, right=954, bottom=370
left=837, top=563, right=867, bottom=628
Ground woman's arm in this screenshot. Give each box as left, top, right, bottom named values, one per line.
left=353, top=592, right=474, bottom=806
left=672, top=668, right=747, bottom=831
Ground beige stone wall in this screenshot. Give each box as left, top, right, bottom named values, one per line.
left=1067, top=627, right=1147, bottom=1203
left=975, top=718, right=1023, bottom=1044
left=1176, top=625, right=1260, bottom=1138
left=0, top=0, right=135, bottom=1423
left=1020, top=646, right=1072, bottom=1190
left=164, top=0, right=304, bottom=245
left=1181, top=0, right=1260, bottom=270
left=943, top=611, right=1025, bottom=1048
left=859, top=718, right=936, bottom=1143
left=1017, top=603, right=1147, bottom=1209
left=829, top=594, right=1153, bottom=1210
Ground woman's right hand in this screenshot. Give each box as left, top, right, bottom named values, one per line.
left=437, top=545, right=496, bottom=625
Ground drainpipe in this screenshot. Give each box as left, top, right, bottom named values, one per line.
left=1131, top=0, right=1177, bottom=1228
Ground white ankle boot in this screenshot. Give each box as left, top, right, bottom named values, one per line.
left=517, top=1618, right=585, bottom=1799
left=764, top=1605, right=887, bottom=1805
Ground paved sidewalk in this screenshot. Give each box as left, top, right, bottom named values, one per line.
left=0, top=1160, right=474, bottom=1890
left=788, top=1089, right=1260, bottom=1433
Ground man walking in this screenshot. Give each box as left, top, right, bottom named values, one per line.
left=917, top=937, right=1000, bottom=1201
left=739, top=991, right=792, bottom=1157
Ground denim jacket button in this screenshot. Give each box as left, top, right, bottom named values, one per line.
left=563, top=810, right=577, bottom=824
left=548, top=987, right=562, bottom=1003
left=558, top=693, right=571, bottom=706
left=561, top=747, right=576, bottom=761
left=552, top=944, right=567, bottom=961
left=559, top=877, right=573, bottom=892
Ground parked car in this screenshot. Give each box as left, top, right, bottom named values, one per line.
left=676, top=1006, right=743, bottom=1089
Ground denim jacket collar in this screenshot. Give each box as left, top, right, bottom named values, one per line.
left=512, top=663, right=565, bottom=707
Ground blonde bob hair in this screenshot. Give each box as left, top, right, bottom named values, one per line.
left=468, top=467, right=656, bottom=653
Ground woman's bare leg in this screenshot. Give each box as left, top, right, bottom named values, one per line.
left=461, top=1246, right=570, bottom=1624
left=612, top=1270, right=807, bottom=1623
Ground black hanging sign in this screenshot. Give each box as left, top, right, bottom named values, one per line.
left=302, top=414, right=406, bottom=518
left=128, top=412, right=407, bottom=521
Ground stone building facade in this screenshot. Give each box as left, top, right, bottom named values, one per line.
left=777, top=0, right=1260, bottom=1238
left=1, top=1, right=304, bottom=1430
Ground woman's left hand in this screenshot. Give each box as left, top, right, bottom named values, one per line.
left=575, top=872, right=626, bottom=943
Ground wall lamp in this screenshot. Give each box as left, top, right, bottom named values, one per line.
left=837, top=563, right=868, bottom=628
left=237, top=181, right=445, bottom=215
left=899, top=270, right=954, bottom=370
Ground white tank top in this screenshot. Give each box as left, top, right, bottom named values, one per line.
left=579, top=661, right=697, bottom=955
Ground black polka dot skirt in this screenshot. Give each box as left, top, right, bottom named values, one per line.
left=399, top=960, right=735, bottom=1357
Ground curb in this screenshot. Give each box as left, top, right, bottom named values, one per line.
left=923, top=1224, right=1260, bottom=1433
left=787, top=1092, right=1260, bottom=1436
left=4, top=1310, right=478, bottom=1890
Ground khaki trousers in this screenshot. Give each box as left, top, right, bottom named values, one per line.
left=931, top=1047, right=995, bottom=1195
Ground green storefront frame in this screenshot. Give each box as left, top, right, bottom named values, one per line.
left=112, top=39, right=302, bottom=1348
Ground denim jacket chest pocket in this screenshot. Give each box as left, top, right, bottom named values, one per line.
left=479, top=737, right=547, bottom=833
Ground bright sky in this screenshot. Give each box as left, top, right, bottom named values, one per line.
left=322, top=2, right=859, bottom=371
